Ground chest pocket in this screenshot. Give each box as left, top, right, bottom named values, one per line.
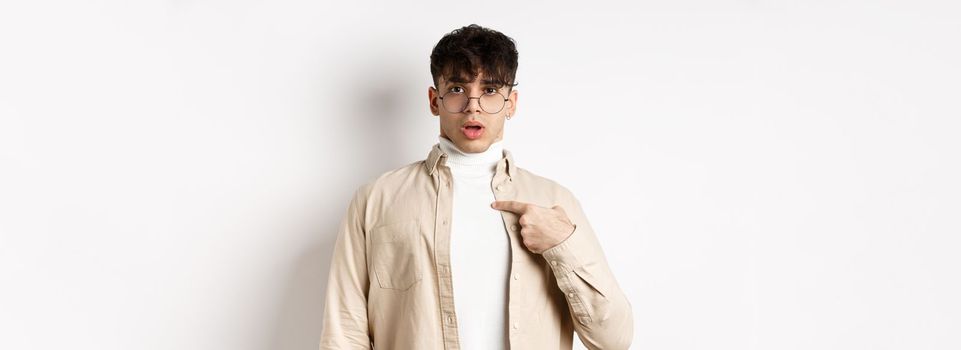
left=370, top=219, right=424, bottom=290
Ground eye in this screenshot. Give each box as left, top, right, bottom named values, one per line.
left=483, top=87, right=498, bottom=95
left=448, top=86, right=464, bottom=93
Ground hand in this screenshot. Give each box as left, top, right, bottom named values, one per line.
left=491, top=200, right=576, bottom=254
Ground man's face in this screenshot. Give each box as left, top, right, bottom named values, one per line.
left=428, top=70, right=518, bottom=154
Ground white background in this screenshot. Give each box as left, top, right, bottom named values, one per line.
left=2, top=1, right=959, bottom=349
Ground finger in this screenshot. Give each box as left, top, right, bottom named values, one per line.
left=491, top=200, right=530, bottom=214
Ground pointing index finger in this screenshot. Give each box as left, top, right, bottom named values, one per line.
left=491, top=200, right=530, bottom=214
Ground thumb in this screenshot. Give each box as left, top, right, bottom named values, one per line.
left=551, top=205, right=567, bottom=215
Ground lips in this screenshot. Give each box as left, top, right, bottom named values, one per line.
left=462, top=120, right=484, bottom=128
left=461, top=122, right=485, bottom=140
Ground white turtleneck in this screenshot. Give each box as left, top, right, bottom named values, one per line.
left=438, top=135, right=511, bottom=350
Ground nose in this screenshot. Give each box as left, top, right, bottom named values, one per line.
left=464, top=96, right=483, bottom=113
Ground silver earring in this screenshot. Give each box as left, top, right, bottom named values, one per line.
left=506, top=114, right=512, bottom=120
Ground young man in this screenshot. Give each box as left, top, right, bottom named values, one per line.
left=319, top=24, right=633, bottom=350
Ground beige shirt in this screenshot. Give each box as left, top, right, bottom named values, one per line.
left=319, top=143, right=634, bottom=350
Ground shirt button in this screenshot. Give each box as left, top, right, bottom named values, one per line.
left=512, top=322, right=519, bottom=329
left=513, top=274, right=519, bottom=280
left=496, top=185, right=504, bottom=191
left=443, top=219, right=448, bottom=225
left=510, top=224, right=518, bottom=231
left=568, top=292, right=575, bottom=298
left=550, top=260, right=558, bottom=266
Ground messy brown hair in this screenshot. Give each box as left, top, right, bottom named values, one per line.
left=429, top=24, right=519, bottom=92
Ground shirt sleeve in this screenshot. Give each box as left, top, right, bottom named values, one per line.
left=540, top=187, right=635, bottom=350
left=319, top=183, right=374, bottom=349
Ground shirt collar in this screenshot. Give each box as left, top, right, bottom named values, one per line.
left=426, top=141, right=516, bottom=179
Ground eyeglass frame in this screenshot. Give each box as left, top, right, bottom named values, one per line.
left=431, top=85, right=513, bottom=114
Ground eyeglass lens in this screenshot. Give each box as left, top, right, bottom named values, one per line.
left=441, top=91, right=507, bottom=114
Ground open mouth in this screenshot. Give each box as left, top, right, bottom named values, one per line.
left=461, top=125, right=485, bottom=140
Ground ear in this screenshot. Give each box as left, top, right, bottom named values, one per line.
left=507, top=89, right=518, bottom=116
left=428, top=86, right=440, bottom=116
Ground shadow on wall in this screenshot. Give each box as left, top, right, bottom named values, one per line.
left=268, top=44, right=422, bottom=350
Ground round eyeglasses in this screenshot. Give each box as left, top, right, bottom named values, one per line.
left=435, top=88, right=510, bottom=114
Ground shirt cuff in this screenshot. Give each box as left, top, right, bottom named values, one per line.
left=541, top=223, right=589, bottom=276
